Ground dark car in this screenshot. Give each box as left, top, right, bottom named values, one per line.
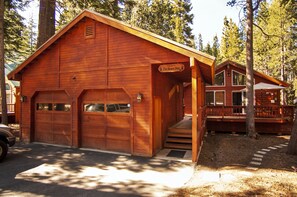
left=0, top=124, right=16, bottom=161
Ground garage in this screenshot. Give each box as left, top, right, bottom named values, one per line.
left=8, top=10, right=215, bottom=161
left=80, top=89, right=131, bottom=153
left=34, top=91, right=72, bottom=146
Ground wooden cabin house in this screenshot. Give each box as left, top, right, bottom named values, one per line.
left=8, top=10, right=215, bottom=162
left=184, top=60, right=294, bottom=134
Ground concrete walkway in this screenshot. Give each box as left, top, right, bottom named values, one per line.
left=0, top=143, right=195, bottom=197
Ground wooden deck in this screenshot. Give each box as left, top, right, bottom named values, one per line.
left=206, top=105, right=295, bottom=134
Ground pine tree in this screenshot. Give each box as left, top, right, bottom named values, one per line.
left=4, top=0, right=29, bottom=63
left=57, top=0, right=123, bottom=30
left=0, top=0, right=7, bottom=124
left=204, top=43, right=212, bottom=55
left=171, top=0, right=195, bottom=46
left=220, top=17, right=244, bottom=62
left=197, top=33, right=203, bottom=51
left=212, top=35, right=220, bottom=60
left=37, top=0, right=56, bottom=48
left=253, top=0, right=296, bottom=104
left=22, top=14, right=37, bottom=58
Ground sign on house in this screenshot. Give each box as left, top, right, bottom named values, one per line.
left=158, top=64, right=185, bottom=73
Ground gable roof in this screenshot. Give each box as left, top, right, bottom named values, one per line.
left=216, top=60, right=289, bottom=87
left=8, top=9, right=215, bottom=83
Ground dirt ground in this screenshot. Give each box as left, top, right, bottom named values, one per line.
left=172, top=133, right=297, bottom=197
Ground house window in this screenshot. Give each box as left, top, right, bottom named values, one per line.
left=84, top=103, right=104, bottom=112
left=37, top=103, right=53, bottom=111
left=214, top=71, right=225, bottom=86
left=232, top=71, right=246, bottom=86
left=206, top=91, right=225, bottom=106
left=206, top=92, right=214, bottom=106
left=106, top=104, right=130, bottom=113
left=215, top=92, right=225, bottom=105
left=54, top=103, right=71, bottom=112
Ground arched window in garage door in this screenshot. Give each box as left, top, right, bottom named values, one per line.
left=80, top=89, right=131, bottom=153
left=34, top=91, right=72, bottom=146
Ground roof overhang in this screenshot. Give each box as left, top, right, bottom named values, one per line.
left=217, top=60, right=289, bottom=87
left=8, top=10, right=215, bottom=84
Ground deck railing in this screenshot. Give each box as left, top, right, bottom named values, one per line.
left=0, top=104, right=15, bottom=113
left=206, top=105, right=295, bottom=119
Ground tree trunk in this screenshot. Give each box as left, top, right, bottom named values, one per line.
left=37, top=0, right=56, bottom=48
left=245, top=0, right=257, bottom=138
left=0, top=0, right=8, bottom=125
left=287, top=109, right=297, bottom=155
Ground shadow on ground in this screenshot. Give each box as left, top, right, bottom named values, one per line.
left=171, top=133, right=297, bottom=197
left=0, top=143, right=194, bottom=197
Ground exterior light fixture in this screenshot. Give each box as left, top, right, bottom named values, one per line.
left=20, top=95, right=27, bottom=102
left=137, top=93, right=143, bottom=103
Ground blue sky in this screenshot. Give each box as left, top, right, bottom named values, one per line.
left=191, top=0, right=241, bottom=45
left=22, top=0, right=241, bottom=46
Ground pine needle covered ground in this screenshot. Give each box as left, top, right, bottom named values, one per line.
left=172, top=133, right=297, bottom=196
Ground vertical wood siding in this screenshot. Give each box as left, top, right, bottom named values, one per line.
left=20, top=18, right=190, bottom=156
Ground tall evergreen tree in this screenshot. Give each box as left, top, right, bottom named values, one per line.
left=4, top=0, right=29, bottom=63
left=204, top=43, right=212, bottom=55
left=0, top=0, right=7, bottom=125
left=1, top=0, right=30, bottom=124
left=197, top=33, right=203, bottom=51
left=212, top=35, right=220, bottom=60
left=254, top=0, right=296, bottom=104
left=22, top=14, right=37, bottom=58
left=171, top=0, right=195, bottom=46
left=220, top=17, right=244, bottom=62
left=228, top=0, right=264, bottom=138
left=37, top=0, right=56, bottom=48
left=57, top=0, right=123, bottom=30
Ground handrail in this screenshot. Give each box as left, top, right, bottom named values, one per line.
left=206, top=105, right=295, bottom=119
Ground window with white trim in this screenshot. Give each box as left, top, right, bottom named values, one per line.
left=232, top=70, right=246, bottom=86
left=214, top=71, right=225, bottom=86
left=206, top=91, right=225, bottom=106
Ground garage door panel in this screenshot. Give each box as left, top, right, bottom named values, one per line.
left=35, top=113, right=53, bottom=122
left=81, top=126, right=105, bottom=137
left=35, top=91, right=71, bottom=146
left=53, top=133, right=71, bottom=145
left=106, top=128, right=130, bottom=140
left=81, top=137, right=105, bottom=149
left=106, top=116, right=130, bottom=128
left=106, top=139, right=130, bottom=153
left=82, top=114, right=105, bottom=125
left=53, top=113, right=71, bottom=122
left=35, top=122, right=52, bottom=132
left=80, top=89, right=131, bottom=153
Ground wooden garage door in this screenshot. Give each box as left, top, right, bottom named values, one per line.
left=35, top=91, right=72, bottom=146
left=81, top=89, right=131, bottom=153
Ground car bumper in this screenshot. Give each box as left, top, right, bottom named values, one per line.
left=7, top=136, right=16, bottom=147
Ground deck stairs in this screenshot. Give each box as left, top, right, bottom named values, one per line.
left=164, top=117, right=192, bottom=150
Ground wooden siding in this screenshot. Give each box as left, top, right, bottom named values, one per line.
left=184, top=62, right=285, bottom=114
left=152, top=63, right=186, bottom=154
left=19, top=18, right=192, bottom=157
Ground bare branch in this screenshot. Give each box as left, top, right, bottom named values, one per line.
left=253, top=22, right=281, bottom=38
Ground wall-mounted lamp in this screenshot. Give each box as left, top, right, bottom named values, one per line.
left=137, top=93, right=143, bottom=103
left=20, top=95, right=27, bottom=102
